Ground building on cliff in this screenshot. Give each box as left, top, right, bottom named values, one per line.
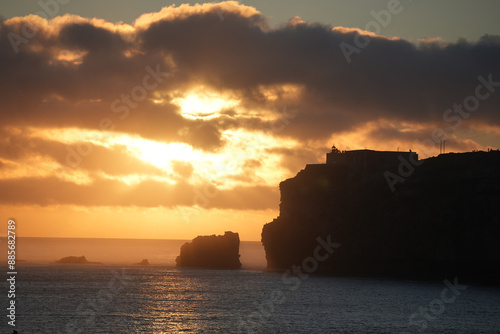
left=325, top=146, right=418, bottom=172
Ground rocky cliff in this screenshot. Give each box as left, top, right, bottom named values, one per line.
left=176, top=231, right=242, bottom=269
left=262, top=151, right=500, bottom=283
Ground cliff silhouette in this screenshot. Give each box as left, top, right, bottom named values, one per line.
left=176, top=231, right=242, bottom=269
left=262, top=150, right=500, bottom=283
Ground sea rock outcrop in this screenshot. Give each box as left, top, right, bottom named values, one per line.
left=135, top=259, right=150, bottom=266
left=176, top=231, right=242, bottom=269
left=262, top=150, right=500, bottom=283
left=55, top=256, right=101, bottom=264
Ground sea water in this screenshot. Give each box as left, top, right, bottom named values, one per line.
left=2, top=238, right=500, bottom=333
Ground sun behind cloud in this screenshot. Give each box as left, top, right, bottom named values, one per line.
left=172, top=88, right=240, bottom=120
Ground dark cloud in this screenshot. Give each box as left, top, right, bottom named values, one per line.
left=0, top=128, right=163, bottom=176
left=138, top=9, right=500, bottom=140
left=59, top=22, right=127, bottom=52
left=0, top=175, right=278, bottom=209
left=1, top=3, right=499, bottom=145
left=180, top=123, right=225, bottom=152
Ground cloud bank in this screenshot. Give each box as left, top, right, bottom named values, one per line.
left=1, top=1, right=499, bottom=209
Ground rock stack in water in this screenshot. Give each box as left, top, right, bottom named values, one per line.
left=176, top=231, right=242, bottom=269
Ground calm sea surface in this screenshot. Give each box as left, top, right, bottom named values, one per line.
left=2, top=238, right=500, bottom=333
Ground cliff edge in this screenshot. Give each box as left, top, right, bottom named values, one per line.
left=176, top=231, right=242, bottom=269
left=262, top=150, right=500, bottom=283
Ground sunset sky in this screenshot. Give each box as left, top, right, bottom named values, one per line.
left=1, top=1, right=499, bottom=240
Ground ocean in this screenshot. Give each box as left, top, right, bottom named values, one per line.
left=3, top=238, right=500, bottom=333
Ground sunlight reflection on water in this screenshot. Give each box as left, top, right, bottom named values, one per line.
left=11, top=264, right=500, bottom=333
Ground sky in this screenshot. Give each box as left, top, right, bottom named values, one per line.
left=0, top=1, right=499, bottom=241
